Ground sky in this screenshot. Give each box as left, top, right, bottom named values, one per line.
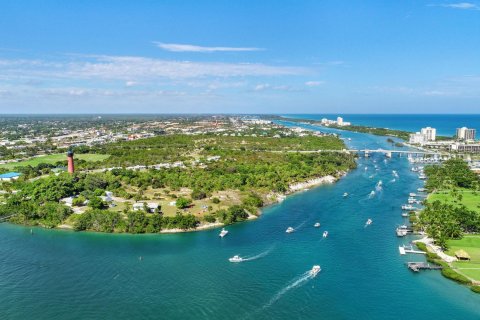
left=0, top=0, right=479, bottom=114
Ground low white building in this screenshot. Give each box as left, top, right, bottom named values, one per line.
left=133, top=202, right=160, bottom=213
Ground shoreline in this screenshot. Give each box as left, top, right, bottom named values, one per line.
left=8, top=171, right=347, bottom=235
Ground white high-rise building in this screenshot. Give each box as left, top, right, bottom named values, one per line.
left=409, top=132, right=427, bottom=145
left=456, top=127, right=476, bottom=141
left=420, top=127, right=436, bottom=141
left=337, top=117, right=343, bottom=126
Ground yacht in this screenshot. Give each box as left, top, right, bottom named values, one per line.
left=365, top=218, right=372, bottom=226
left=401, top=204, right=415, bottom=210
left=310, top=265, right=321, bottom=277
left=417, top=188, right=426, bottom=192
left=323, top=231, right=329, bottom=238
left=343, top=192, right=349, bottom=197
left=314, top=222, right=321, bottom=228
left=286, top=227, right=294, bottom=233
left=401, top=212, right=409, bottom=217
left=396, top=225, right=409, bottom=237
left=419, top=174, right=427, bottom=180
left=409, top=193, right=417, bottom=197
left=229, top=255, right=243, bottom=263
left=219, top=228, right=229, bottom=237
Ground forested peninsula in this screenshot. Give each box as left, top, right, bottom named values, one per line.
left=0, top=127, right=356, bottom=234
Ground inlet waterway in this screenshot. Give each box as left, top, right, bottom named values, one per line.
left=1, top=121, right=479, bottom=319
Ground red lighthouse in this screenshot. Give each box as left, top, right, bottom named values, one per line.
left=67, top=150, right=75, bottom=174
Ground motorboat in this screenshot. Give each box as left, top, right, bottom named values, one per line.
left=219, top=228, right=229, bottom=237
left=314, top=222, right=321, bottom=228
left=401, top=204, right=415, bottom=210
left=343, top=192, right=349, bottom=197
left=365, top=218, right=372, bottom=226
left=417, top=188, right=426, bottom=192
left=419, top=174, right=427, bottom=180
left=286, top=227, right=294, bottom=233
left=323, top=231, right=328, bottom=238
left=401, top=212, right=409, bottom=217
left=396, top=225, right=409, bottom=237
left=310, top=265, right=321, bottom=277
left=229, top=255, right=243, bottom=263
left=409, top=193, right=417, bottom=197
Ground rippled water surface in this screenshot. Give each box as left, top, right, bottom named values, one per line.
left=1, top=122, right=479, bottom=319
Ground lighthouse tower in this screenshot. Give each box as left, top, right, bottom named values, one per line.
left=67, top=150, right=75, bottom=173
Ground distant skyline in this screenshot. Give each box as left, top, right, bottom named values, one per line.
left=1, top=1, right=480, bottom=114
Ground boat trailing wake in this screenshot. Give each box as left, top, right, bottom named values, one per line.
left=263, top=270, right=315, bottom=308
left=375, top=180, right=383, bottom=192
left=242, top=246, right=274, bottom=262
left=368, top=190, right=376, bottom=199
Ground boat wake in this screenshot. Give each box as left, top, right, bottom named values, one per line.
left=375, top=180, right=383, bottom=192
left=263, top=270, right=314, bottom=308
left=242, top=247, right=274, bottom=262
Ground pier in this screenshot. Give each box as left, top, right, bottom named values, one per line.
left=399, top=246, right=426, bottom=255
left=407, top=262, right=443, bottom=272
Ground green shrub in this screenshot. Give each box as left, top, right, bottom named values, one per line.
left=441, top=268, right=471, bottom=284
left=203, top=214, right=216, bottom=223
left=470, top=286, right=480, bottom=294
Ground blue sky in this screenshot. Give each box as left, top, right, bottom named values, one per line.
left=0, top=0, right=479, bottom=114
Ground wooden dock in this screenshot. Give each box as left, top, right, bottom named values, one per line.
left=407, top=262, right=443, bottom=272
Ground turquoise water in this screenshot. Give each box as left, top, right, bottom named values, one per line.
left=1, top=122, right=480, bottom=319
left=283, top=114, right=480, bottom=137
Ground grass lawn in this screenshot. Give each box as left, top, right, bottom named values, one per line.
left=446, top=235, right=480, bottom=282
left=0, top=153, right=110, bottom=169
left=429, top=189, right=480, bottom=213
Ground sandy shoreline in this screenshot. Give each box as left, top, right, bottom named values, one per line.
left=32, top=172, right=346, bottom=235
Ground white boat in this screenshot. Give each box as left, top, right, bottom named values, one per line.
left=396, top=225, right=409, bottom=237
left=286, top=227, right=294, bottom=233
left=365, top=218, right=372, bottom=226
left=309, top=265, right=321, bottom=277
left=314, top=222, right=321, bottom=228
left=401, top=204, right=415, bottom=210
left=219, top=228, right=229, bottom=237
left=419, top=174, right=427, bottom=180
left=229, top=255, right=243, bottom=263
left=401, top=212, right=409, bottom=217
left=343, top=192, right=349, bottom=197
left=417, top=188, right=426, bottom=192
left=409, top=193, right=417, bottom=197
left=323, top=231, right=328, bottom=238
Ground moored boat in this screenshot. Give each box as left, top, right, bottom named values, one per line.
left=314, top=222, right=321, bottom=228
left=286, top=227, right=294, bottom=233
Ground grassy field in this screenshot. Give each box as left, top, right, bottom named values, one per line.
left=0, top=153, right=110, bottom=169
left=429, top=189, right=480, bottom=213
left=446, top=235, right=480, bottom=282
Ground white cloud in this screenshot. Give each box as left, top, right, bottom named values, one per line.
left=125, top=81, right=137, bottom=87
left=432, top=2, right=480, bottom=10
left=253, top=83, right=298, bottom=92
left=154, top=42, right=263, bottom=53
left=305, top=81, right=324, bottom=87
left=254, top=83, right=271, bottom=91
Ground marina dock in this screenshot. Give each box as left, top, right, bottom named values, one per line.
left=399, top=246, right=426, bottom=255
left=407, top=262, right=443, bottom=272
